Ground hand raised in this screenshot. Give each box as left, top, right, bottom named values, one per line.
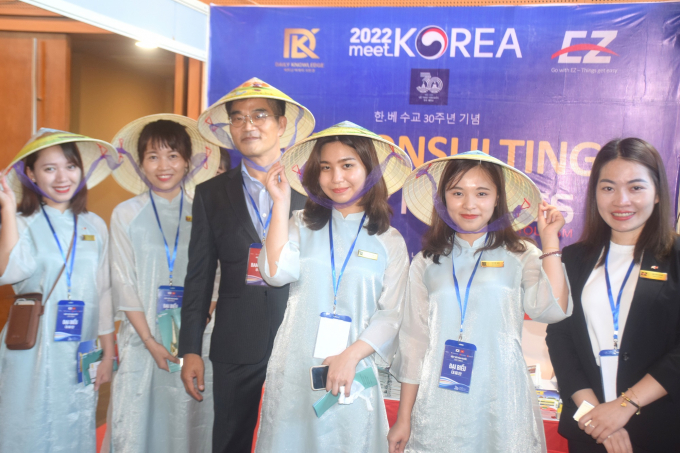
left=537, top=200, right=565, bottom=246
left=264, top=162, right=291, bottom=206
left=0, top=174, right=17, bottom=214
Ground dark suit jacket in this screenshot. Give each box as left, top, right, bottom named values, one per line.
left=546, top=240, right=680, bottom=451
left=178, top=166, right=306, bottom=364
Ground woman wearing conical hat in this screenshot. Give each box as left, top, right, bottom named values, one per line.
left=256, top=121, right=412, bottom=452
left=0, top=129, right=118, bottom=452
left=387, top=151, right=572, bottom=453
left=106, top=114, right=219, bottom=453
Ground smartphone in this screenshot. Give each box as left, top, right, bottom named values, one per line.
left=310, top=365, right=329, bottom=391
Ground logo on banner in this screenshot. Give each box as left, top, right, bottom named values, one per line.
left=347, top=27, right=521, bottom=59
left=552, top=31, right=618, bottom=63
left=415, top=26, right=448, bottom=60
left=284, top=28, right=320, bottom=59
left=410, top=69, right=449, bottom=105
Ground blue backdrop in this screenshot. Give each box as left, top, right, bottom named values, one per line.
left=208, top=4, right=680, bottom=256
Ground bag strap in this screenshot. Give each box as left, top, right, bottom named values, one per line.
left=42, top=215, right=78, bottom=307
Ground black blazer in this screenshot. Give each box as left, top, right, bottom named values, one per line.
left=546, top=239, right=680, bottom=451
left=178, top=167, right=306, bottom=364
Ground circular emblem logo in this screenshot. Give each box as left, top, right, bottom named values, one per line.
left=416, top=26, right=448, bottom=60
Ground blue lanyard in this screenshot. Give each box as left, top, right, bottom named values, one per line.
left=149, top=189, right=183, bottom=285
left=41, top=206, right=78, bottom=300
left=329, top=213, right=367, bottom=313
left=604, top=250, right=635, bottom=350
left=242, top=180, right=272, bottom=239
left=452, top=241, right=484, bottom=342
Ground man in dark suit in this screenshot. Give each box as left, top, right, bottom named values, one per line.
left=178, top=79, right=314, bottom=453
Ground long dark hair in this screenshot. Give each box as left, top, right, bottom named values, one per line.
left=301, top=135, right=392, bottom=235
left=18, top=142, right=88, bottom=216
left=422, top=159, right=529, bottom=264
left=580, top=138, right=675, bottom=266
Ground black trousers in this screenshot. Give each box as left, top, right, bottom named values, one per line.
left=212, top=333, right=274, bottom=453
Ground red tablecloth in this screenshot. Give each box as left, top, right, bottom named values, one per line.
left=97, top=392, right=568, bottom=453
left=383, top=399, right=568, bottom=453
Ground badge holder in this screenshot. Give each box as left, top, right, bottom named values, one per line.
left=598, top=252, right=634, bottom=402
left=55, top=299, right=85, bottom=342
left=438, top=245, right=484, bottom=393
left=149, top=189, right=185, bottom=316
left=313, top=312, right=352, bottom=359
left=599, top=349, right=619, bottom=402
left=156, top=286, right=184, bottom=314
left=439, top=340, right=477, bottom=393
left=246, top=243, right=268, bottom=286
left=242, top=180, right=272, bottom=287
left=43, top=206, right=84, bottom=342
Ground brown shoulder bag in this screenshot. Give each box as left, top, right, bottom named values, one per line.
left=5, top=227, right=75, bottom=350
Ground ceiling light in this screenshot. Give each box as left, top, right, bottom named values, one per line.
left=135, top=41, right=158, bottom=49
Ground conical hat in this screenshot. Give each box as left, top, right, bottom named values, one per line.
left=403, top=150, right=541, bottom=230
left=111, top=114, right=220, bottom=197
left=6, top=128, right=117, bottom=201
left=198, top=77, right=315, bottom=150
left=281, top=121, right=412, bottom=196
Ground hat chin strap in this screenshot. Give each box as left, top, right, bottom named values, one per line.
left=204, top=102, right=305, bottom=156
left=415, top=166, right=520, bottom=234
left=12, top=151, right=122, bottom=203
left=115, top=147, right=208, bottom=194
left=298, top=147, right=409, bottom=210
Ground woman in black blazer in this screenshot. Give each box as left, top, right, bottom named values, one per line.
left=546, top=138, right=680, bottom=453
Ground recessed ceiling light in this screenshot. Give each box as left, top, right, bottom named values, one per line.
left=135, top=41, right=157, bottom=49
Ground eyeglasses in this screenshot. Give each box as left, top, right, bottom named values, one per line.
left=228, top=112, right=279, bottom=128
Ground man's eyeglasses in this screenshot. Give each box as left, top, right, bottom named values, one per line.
left=228, top=112, right=279, bottom=128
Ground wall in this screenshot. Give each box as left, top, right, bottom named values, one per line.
left=70, top=46, right=174, bottom=225
left=0, top=31, right=72, bottom=330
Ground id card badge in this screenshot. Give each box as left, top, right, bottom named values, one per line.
left=439, top=340, right=477, bottom=393
left=246, top=243, right=268, bottom=287
left=54, top=300, right=85, bottom=341
left=156, top=286, right=184, bottom=315
left=599, top=349, right=619, bottom=402
left=313, top=312, right=352, bottom=359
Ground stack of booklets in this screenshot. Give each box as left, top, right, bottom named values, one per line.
left=76, top=339, right=119, bottom=386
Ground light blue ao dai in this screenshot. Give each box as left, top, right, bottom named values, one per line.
left=255, top=209, right=410, bottom=453
left=108, top=191, right=213, bottom=453
left=392, top=234, right=573, bottom=453
left=0, top=206, right=113, bottom=452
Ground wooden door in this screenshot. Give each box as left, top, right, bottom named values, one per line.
left=0, top=31, right=70, bottom=329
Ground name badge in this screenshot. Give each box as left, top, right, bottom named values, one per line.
left=313, top=312, right=352, bottom=359
left=439, top=340, right=477, bottom=393
left=55, top=300, right=85, bottom=341
left=81, top=235, right=95, bottom=241
left=185, top=215, right=193, bottom=222
left=481, top=261, right=504, bottom=268
left=156, top=285, right=183, bottom=315
left=599, top=349, right=619, bottom=402
left=246, top=243, right=268, bottom=286
left=639, top=270, right=667, bottom=281
left=357, top=250, right=378, bottom=260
